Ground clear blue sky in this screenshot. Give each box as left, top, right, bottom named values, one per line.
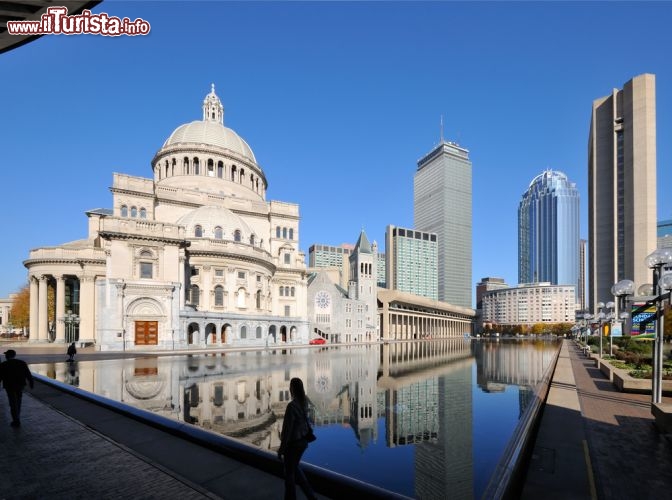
left=1, top=1, right=671, bottom=303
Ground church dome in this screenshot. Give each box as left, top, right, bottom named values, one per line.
left=178, top=205, right=254, bottom=241
left=164, top=121, right=256, bottom=164
left=162, top=84, right=256, bottom=164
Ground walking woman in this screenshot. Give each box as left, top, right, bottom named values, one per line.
left=278, top=377, right=317, bottom=500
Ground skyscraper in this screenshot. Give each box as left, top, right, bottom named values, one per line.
left=589, top=74, right=657, bottom=310
left=385, top=225, right=438, bottom=300
left=579, top=239, right=587, bottom=311
left=414, top=141, right=472, bottom=308
left=518, top=170, right=580, bottom=297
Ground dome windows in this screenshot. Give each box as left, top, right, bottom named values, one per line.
left=214, top=226, right=223, bottom=239
left=195, top=225, right=203, bottom=238
left=234, top=230, right=241, bottom=242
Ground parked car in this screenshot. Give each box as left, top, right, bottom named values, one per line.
left=309, top=337, right=326, bottom=345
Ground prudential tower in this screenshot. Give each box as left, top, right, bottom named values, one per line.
left=414, top=140, right=472, bottom=308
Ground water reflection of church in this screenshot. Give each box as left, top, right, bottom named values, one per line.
left=34, top=340, right=557, bottom=499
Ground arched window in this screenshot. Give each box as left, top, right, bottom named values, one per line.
left=284, top=286, right=290, bottom=296
left=120, top=205, right=128, bottom=217
left=290, top=287, right=295, bottom=297
left=231, top=165, right=237, bottom=181
left=195, top=225, right=203, bottom=238
left=217, top=161, right=224, bottom=178
left=193, top=158, right=200, bottom=175
left=164, top=161, right=168, bottom=179
left=191, top=285, right=200, bottom=306
left=276, top=226, right=281, bottom=238
left=207, top=159, right=214, bottom=177
left=234, top=230, right=241, bottom=242
left=139, top=208, right=147, bottom=219
left=240, top=325, right=247, bottom=339
left=184, top=157, right=190, bottom=175
left=172, top=158, right=176, bottom=176
left=289, top=228, right=294, bottom=240
left=249, top=234, right=255, bottom=246
left=237, top=288, right=246, bottom=308
left=214, top=226, right=223, bottom=239
left=131, top=206, right=137, bottom=218
left=214, top=286, right=224, bottom=306
left=282, top=227, right=287, bottom=239
left=256, top=290, right=261, bottom=309
left=256, top=326, right=262, bottom=339
left=240, top=169, right=245, bottom=184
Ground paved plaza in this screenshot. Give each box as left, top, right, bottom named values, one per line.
left=1, top=340, right=671, bottom=499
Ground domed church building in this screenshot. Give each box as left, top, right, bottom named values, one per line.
left=24, top=86, right=309, bottom=351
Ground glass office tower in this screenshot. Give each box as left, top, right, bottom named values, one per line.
left=518, top=170, right=580, bottom=295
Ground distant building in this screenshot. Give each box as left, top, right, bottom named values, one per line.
left=385, top=225, right=438, bottom=300
left=377, top=252, right=386, bottom=288
left=0, top=295, right=15, bottom=333
left=658, top=219, right=672, bottom=249
left=518, top=170, right=580, bottom=298
left=414, top=141, right=472, bottom=308
left=475, top=277, right=509, bottom=311
left=308, top=243, right=354, bottom=289
left=306, top=230, right=378, bottom=342
left=589, top=73, right=657, bottom=311
left=482, top=282, right=576, bottom=327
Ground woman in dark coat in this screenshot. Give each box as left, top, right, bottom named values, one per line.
left=278, top=377, right=317, bottom=500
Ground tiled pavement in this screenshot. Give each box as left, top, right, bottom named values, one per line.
left=523, top=340, right=672, bottom=500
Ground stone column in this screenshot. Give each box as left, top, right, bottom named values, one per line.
left=55, top=275, right=66, bottom=343
left=78, top=276, right=96, bottom=345
left=38, top=275, right=48, bottom=342
left=29, top=276, right=39, bottom=341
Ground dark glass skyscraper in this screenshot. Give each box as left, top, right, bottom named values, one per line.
left=518, top=170, right=580, bottom=295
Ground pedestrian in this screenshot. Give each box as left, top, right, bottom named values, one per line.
left=0, top=349, right=34, bottom=427
left=67, top=342, right=77, bottom=362
left=278, top=377, right=317, bottom=500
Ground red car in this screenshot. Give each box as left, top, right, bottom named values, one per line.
left=309, top=337, right=326, bottom=345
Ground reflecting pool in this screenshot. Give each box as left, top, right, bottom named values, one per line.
left=32, top=338, right=560, bottom=498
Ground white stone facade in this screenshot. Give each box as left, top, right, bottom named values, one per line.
left=24, top=86, right=309, bottom=350
left=481, top=282, right=576, bottom=326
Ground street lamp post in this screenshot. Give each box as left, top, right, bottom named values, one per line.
left=645, top=248, right=672, bottom=405
left=583, top=313, right=593, bottom=345
left=612, top=279, right=635, bottom=357
left=63, top=310, right=80, bottom=345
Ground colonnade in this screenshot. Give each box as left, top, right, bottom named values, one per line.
left=384, top=309, right=471, bottom=340
left=28, top=274, right=96, bottom=344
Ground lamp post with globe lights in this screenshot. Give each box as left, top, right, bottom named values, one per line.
left=644, top=248, right=672, bottom=404
left=612, top=279, right=636, bottom=356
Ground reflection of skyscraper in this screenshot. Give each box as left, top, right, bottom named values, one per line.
left=415, top=365, right=473, bottom=500
left=414, top=141, right=472, bottom=308
left=589, top=74, right=657, bottom=310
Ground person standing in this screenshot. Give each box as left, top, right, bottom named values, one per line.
left=67, top=342, right=77, bottom=362
left=278, top=377, right=317, bottom=500
left=0, top=349, right=34, bottom=427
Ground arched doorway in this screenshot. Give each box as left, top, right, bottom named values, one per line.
left=205, top=323, right=217, bottom=345
left=268, top=325, right=277, bottom=344
left=290, top=326, right=297, bottom=342
left=221, top=323, right=231, bottom=344
left=280, top=325, right=287, bottom=342
left=188, top=323, right=200, bottom=345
